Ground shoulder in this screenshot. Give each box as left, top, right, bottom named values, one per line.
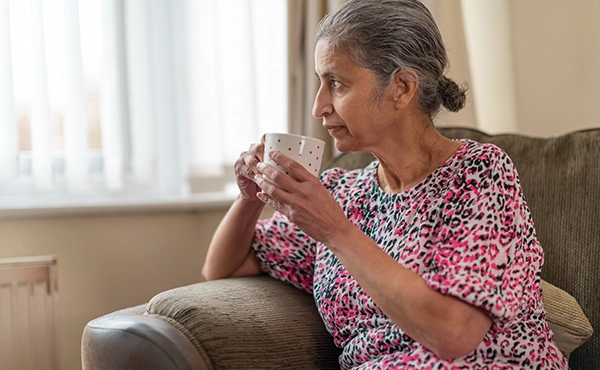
left=442, top=140, right=521, bottom=205
left=461, top=140, right=514, bottom=167
left=458, top=140, right=518, bottom=183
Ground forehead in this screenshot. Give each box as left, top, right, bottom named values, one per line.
left=314, top=40, right=357, bottom=76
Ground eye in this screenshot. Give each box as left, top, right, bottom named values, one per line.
left=330, top=79, right=341, bottom=90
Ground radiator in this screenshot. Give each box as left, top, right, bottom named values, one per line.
left=0, top=255, right=59, bottom=370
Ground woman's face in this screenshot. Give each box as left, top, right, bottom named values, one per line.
left=312, top=40, right=397, bottom=153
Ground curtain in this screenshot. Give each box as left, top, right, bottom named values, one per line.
left=182, top=0, right=287, bottom=193
left=0, top=0, right=287, bottom=203
left=288, top=0, right=346, bottom=165
left=0, top=0, right=19, bottom=182
left=460, top=0, right=518, bottom=133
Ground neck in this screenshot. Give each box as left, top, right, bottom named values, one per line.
left=373, top=122, right=460, bottom=194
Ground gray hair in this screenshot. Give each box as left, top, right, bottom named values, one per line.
left=316, top=0, right=467, bottom=115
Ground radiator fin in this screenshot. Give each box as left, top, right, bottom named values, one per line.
left=0, top=256, right=58, bottom=370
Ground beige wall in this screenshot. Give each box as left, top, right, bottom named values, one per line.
left=0, top=209, right=227, bottom=370
left=432, top=0, right=600, bottom=136
left=511, top=0, right=600, bottom=136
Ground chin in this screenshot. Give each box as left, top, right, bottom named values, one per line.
left=333, top=138, right=356, bottom=153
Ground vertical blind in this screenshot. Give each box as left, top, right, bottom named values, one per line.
left=0, top=0, right=287, bottom=205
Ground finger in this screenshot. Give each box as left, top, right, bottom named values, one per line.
left=256, top=142, right=265, bottom=163
left=256, top=161, right=295, bottom=190
left=256, top=191, right=280, bottom=211
left=257, top=135, right=267, bottom=162
left=267, top=150, right=313, bottom=182
left=242, top=163, right=258, bottom=182
left=248, top=143, right=265, bottom=169
left=253, top=173, right=287, bottom=208
left=254, top=168, right=299, bottom=204
left=234, top=153, right=248, bottom=177
left=253, top=171, right=281, bottom=193
left=235, top=151, right=263, bottom=186
left=242, top=147, right=260, bottom=174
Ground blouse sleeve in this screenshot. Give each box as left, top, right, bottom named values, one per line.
left=250, top=167, right=349, bottom=294
left=422, top=144, right=542, bottom=328
left=251, top=211, right=317, bottom=294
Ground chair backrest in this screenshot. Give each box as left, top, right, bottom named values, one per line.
left=326, top=127, right=600, bottom=369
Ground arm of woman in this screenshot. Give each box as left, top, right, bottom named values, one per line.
left=201, top=141, right=266, bottom=281
left=326, top=226, right=492, bottom=360
left=201, top=195, right=264, bottom=280
left=254, top=151, right=493, bottom=360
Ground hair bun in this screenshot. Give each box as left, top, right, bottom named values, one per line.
left=437, top=76, right=467, bottom=112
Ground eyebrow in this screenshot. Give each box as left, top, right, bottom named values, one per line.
left=315, top=71, right=336, bottom=80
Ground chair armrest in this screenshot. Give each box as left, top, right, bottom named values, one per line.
left=81, top=304, right=207, bottom=370
left=146, top=275, right=342, bottom=369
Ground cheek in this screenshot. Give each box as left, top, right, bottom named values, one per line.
left=336, top=100, right=364, bottom=126
left=342, top=106, right=380, bottom=133
left=334, top=93, right=386, bottom=134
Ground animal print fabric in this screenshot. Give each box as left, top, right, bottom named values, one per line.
left=251, top=140, right=568, bottom=369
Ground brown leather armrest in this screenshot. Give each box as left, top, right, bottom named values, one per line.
left=81, top=304, right=207, bottom=370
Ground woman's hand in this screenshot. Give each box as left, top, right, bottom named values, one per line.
left=234, top=135, right=267, bottom=203
left=254, top=150, right=352, bottom=244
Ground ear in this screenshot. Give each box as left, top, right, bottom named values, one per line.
left=392, top=69, right=419, bottom=109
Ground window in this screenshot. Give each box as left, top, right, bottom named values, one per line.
left=0, top=0, right=287, bottom=210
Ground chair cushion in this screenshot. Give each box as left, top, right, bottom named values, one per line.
left=542, top=280, right=593, bottom=358
left=146, top=276, right=342, bottom=370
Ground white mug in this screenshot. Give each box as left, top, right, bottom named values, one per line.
left=263, top=133, right=326, bottom=178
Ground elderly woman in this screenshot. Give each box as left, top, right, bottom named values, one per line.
left=202, top=0, right=567, bottom=368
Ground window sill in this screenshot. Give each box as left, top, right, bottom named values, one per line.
left=0, top=191, right=238, bottom=220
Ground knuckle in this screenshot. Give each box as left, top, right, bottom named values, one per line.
left=269, top=170, right=285, bottom=183
left=244, top=167, right=255, bottom=179
left=245, top=144, right=263, bottom=165
left=235, top=152, right=246, bottom=164
left=247, top=157, right=259, bottom=168
left=234, top=162, right=245, bottom=176
left=249, top=142, right=262, bottom=154
left=288, top=160, right=302, bottom=172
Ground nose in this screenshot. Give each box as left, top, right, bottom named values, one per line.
left=312, top=84, right=333, bottom=119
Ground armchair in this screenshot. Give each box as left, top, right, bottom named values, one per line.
left=82, top=127, right=597, bottom=369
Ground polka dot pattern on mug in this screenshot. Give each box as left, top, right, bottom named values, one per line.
left=264, top=133, right=326, bottom=178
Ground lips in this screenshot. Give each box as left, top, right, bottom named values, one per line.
left=324, top=125, right=344, bottom=136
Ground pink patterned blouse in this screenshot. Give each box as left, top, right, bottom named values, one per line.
left=251, top=140, right=568, bottom=369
